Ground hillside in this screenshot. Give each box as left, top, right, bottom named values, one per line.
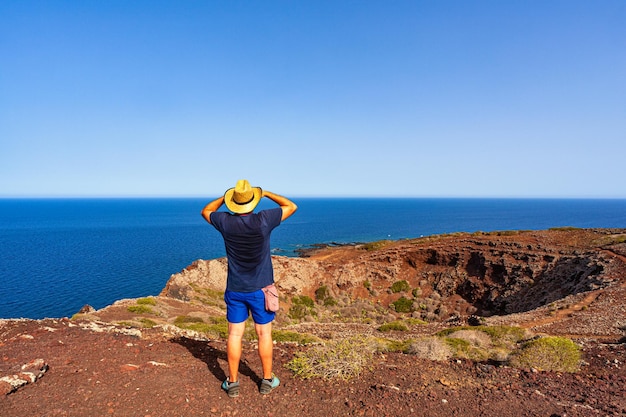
left=2, top=228, right=625, bottom=416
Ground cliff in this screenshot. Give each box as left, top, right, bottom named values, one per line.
left=157, top=228, right=626, bottom=339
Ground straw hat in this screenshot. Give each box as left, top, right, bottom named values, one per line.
left=224, top=179, right=262, bottom=214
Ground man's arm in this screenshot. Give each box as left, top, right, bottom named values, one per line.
left=201, top=196, right=225, bottom=224
left=262, top=190, right=297, bottom=221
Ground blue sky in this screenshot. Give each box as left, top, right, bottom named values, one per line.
left=1, top=1, right=624, bottom=198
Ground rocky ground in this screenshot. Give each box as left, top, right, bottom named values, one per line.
left=2, top=228, right=626, bottom=416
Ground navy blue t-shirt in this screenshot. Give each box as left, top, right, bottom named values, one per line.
left=210, top=207, right=282, bottom=292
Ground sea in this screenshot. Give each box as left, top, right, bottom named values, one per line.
left=1, top=198, right=625, bottom=320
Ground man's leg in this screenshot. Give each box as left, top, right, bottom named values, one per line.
left=227, top=321, right=246, bottom=382
left=255, top=322, right=273, bottom=379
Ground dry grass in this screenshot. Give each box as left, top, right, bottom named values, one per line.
left=407, top=337, right=453, bottom=361
left=286, top=335, right=376, bottom=380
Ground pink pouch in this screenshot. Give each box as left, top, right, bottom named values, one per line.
left=262, top=284, right=280, bottom=312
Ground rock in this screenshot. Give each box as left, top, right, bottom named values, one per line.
left=0, top=359, right=48, bottom=395
left=77, top=304, right=96, bottom=314
left=0, top=380, right=15, bottom=395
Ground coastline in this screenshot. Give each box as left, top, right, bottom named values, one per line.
left=2, top=197, right=626, bottom=319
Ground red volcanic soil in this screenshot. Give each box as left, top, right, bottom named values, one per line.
left=1, top=318, right=625, bottom=416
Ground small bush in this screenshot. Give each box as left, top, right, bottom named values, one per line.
left=323, top=297, right=338, bottom=306
left=315, top=285, right=337, bottom=306
left=436, top=325, right=529, bottom=362
left=446, top=330, right=492, bottom=348
left=139, top=318, right=157, bottom=328
left=173, top=315, right=210, bottom=332
left=479, top=326, right=529, bottom=350
left=362, top=240, right=392, bottom=251
left=292, top=295, right=315, bottom=308
left=136, top=297, right=157, bottom=306
left=273, top=330, right=321, bottom=345
left=288, top=304, right=310, bottom=320
left=391, top=296, right=414, bottom=313
left=443, top=337, right=491, bottom=361
left=444, top=330, right=491, bottom=361
left=408, top=337, right=453, bottom=361
left=286, top=335, right=375, bottom=380
left=174, top=315, right=204, bottom=325
left=189, top=284, right=226, bottom=308
left=173, top=315, right=231, bottom=338
left=390, top=280, right=410, bottom=293
left=376, top=338, right=413, bottom=353
left=363, top=280, right=372, bottom=291
left=315, top=285, right=331, bottom=302
left=437, top=325, right=527, bottom=346
left=289, top=295, right=317, bottom=320
left=127, top=305, right=154, bottom=314
left=510, top=336, right=581, bottom=372
left=378, top=321, right=408, bottom=332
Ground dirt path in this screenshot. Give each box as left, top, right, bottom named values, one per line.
left=518, top=289, right=603, bottom=331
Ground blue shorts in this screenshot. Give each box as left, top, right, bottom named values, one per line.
left=224, top=289, right=275, bottom=325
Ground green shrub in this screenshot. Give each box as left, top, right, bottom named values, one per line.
left=127, top=305, right=154, bottom=314
left=595, top=234, right=626, bottom=246
left=323, top=297, right=338, bottom=306
left=510, top=336, right=581, bottom=372
left=443, top=337, right=490, bottom=361
left=363, top=280, right=372, bottom=291
left=288, top=304, right=310, bottom=320
left=289, top=295, right=317, bottom=320
left=391, top=296, right=414, bottom=313
left=286, top=335, right=375, bottom=380
left=173, top=315, right=210, bottom=332
left=189, top=284, right=226, bottom=308
left=273, top=330, right=321, bottom=345
left=376, top=338, right=413, bottom=353
left=406, top=318, right=427, bottom=326
left=435, top=326, right=530, bottom=362
left=138, top=318, right=157, bottom=328
left=292, top=295, right=315, bottom=308
left=136, top=297, right=157, bottom=306
left=443, top=330, right=491, bottom=361
left=378, top=321, right=408, bottom=332
left=390, top=280, right=410, bottom=293
left=315, top=285, right=331, bottom=302
left=174, top=315, right=204, bottom=325
left=362, top=240, right=392, bottom=251
left=478, top=326, right=528, bottom=350
left=437, top=325, right=526, bottom=342
left=173, top=315, right=232, bottom=338
left=314, top=285, right=337, bottom=306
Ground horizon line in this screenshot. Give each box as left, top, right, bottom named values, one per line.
left=2, top=194, right=626, bottom=200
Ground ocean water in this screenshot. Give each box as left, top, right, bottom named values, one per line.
left=1, top=198, right=625, bottom=319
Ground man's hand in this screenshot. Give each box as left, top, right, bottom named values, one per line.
left=262, top=190, right=297, bottom=221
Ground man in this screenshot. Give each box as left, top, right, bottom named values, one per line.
left=201, top=180, right=297, bottom=397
